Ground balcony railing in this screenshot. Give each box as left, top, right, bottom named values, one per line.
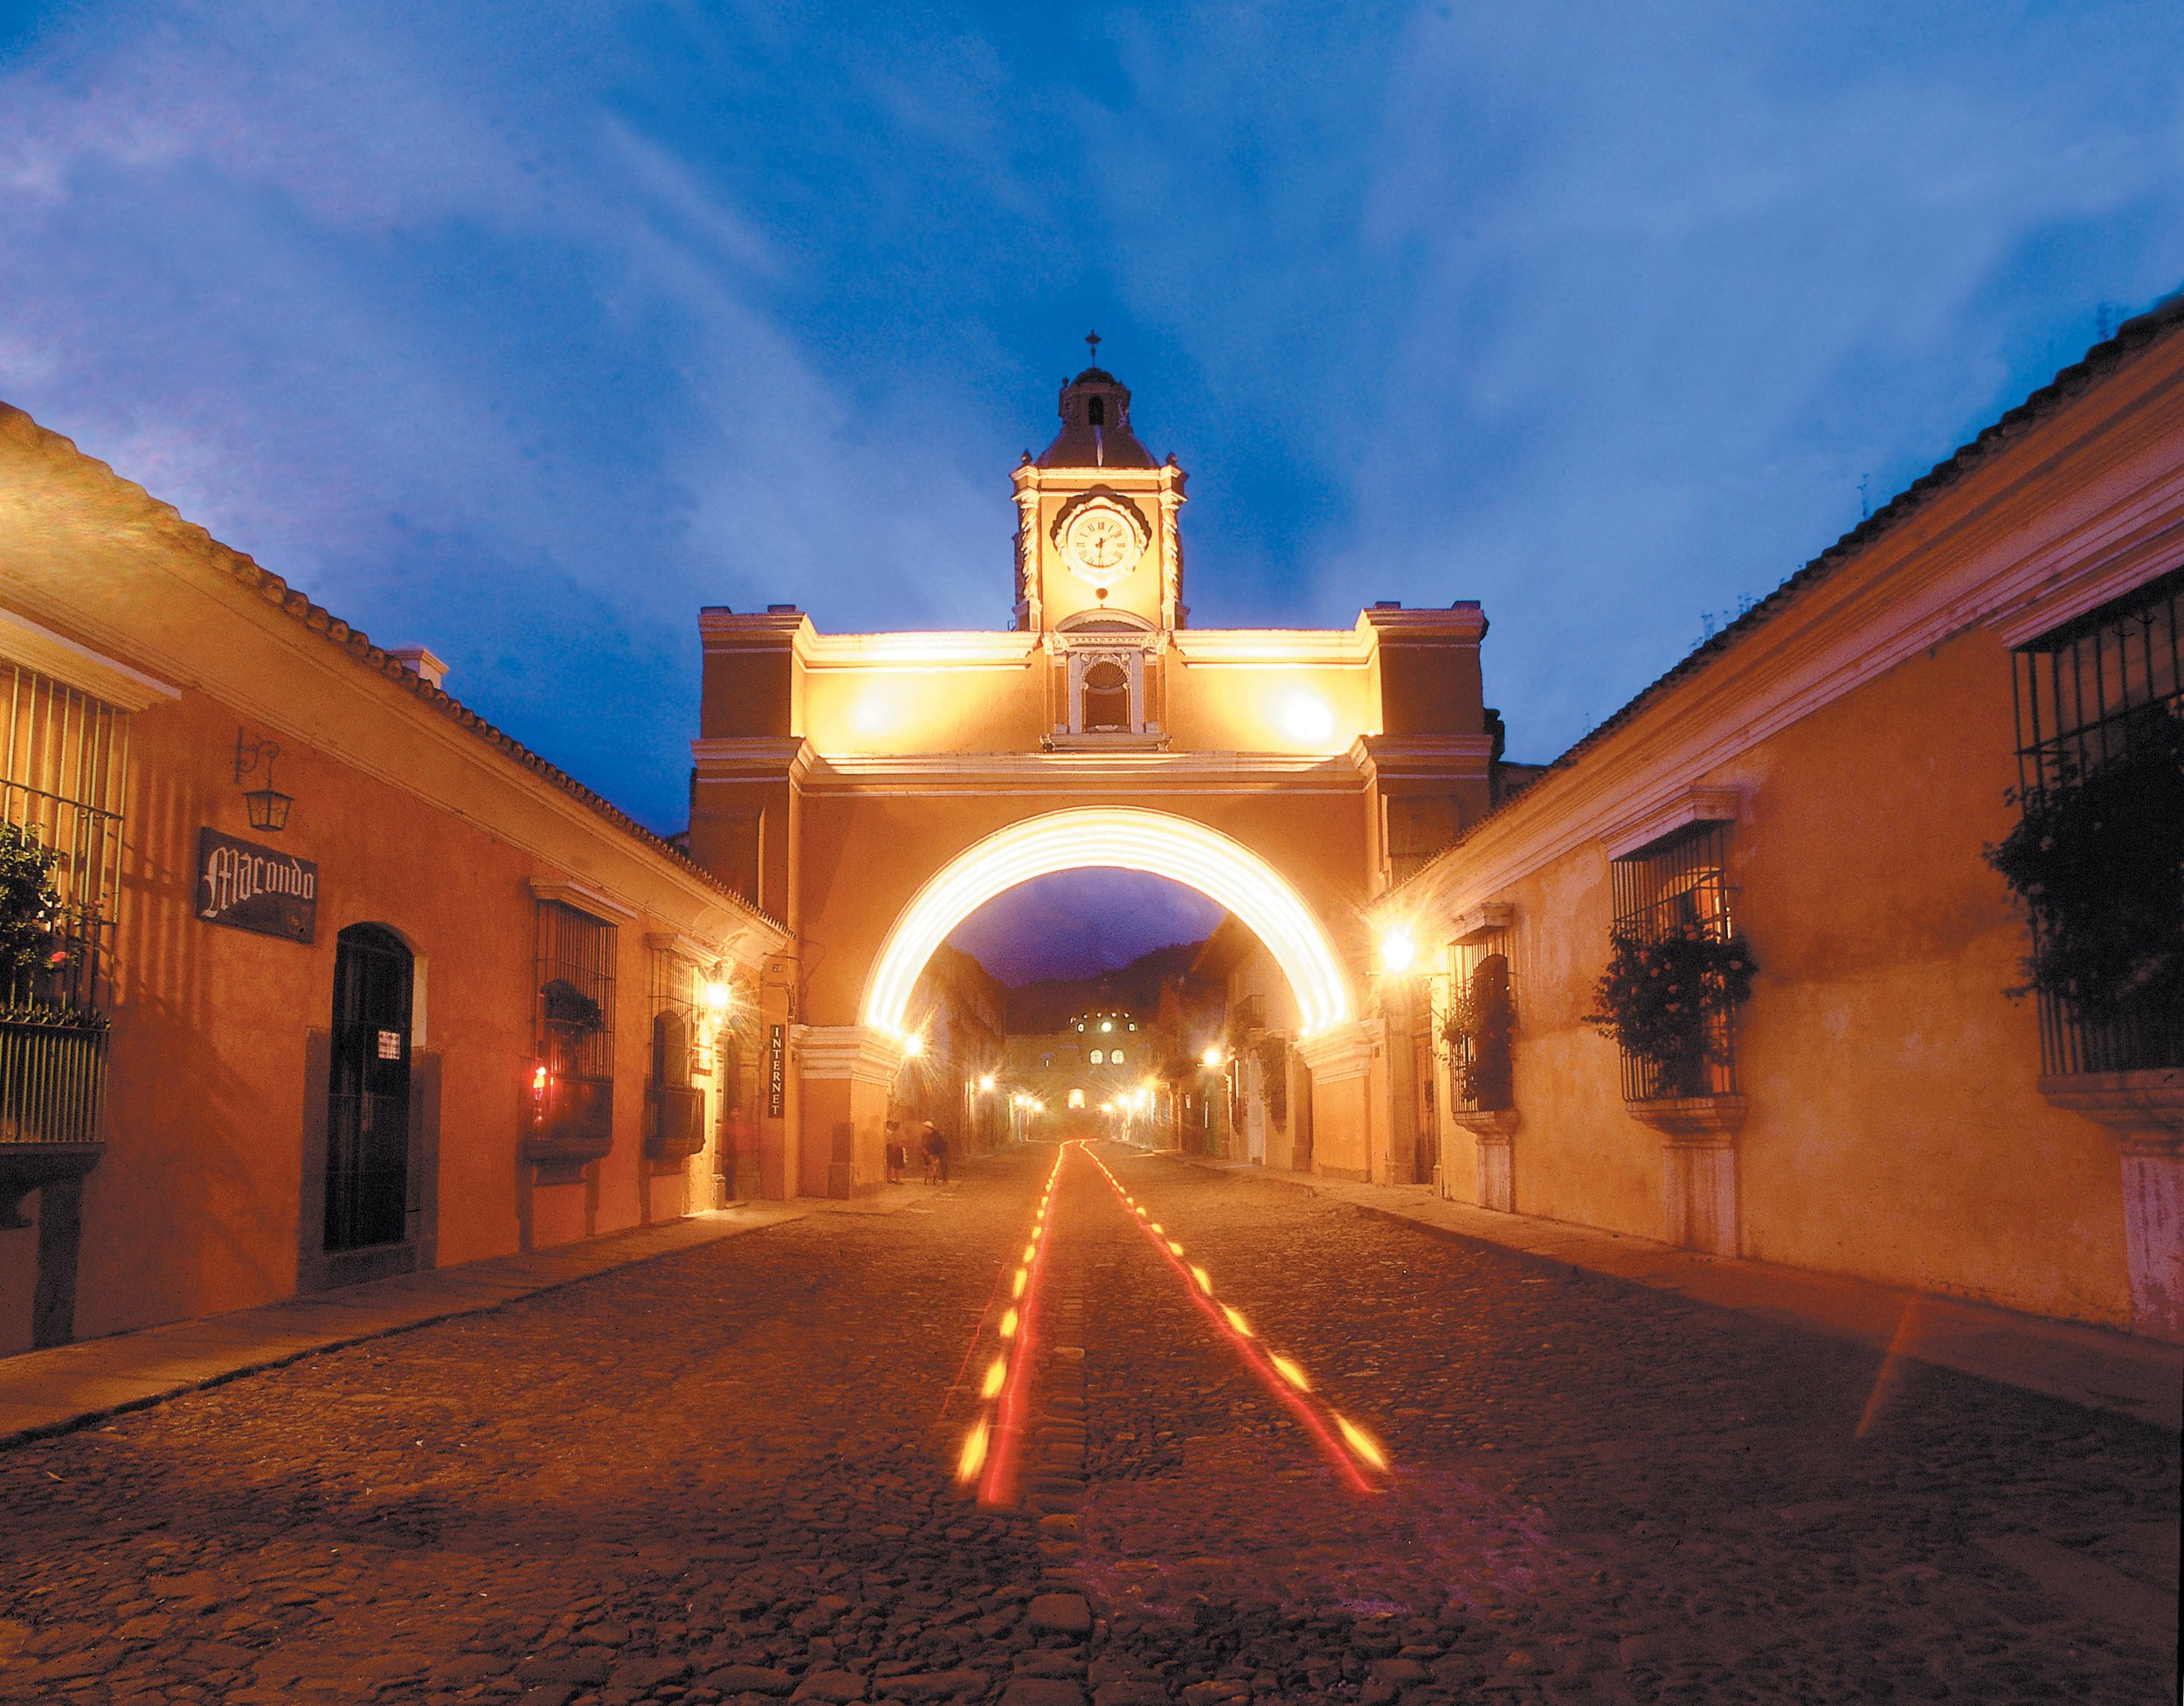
left=0, top=1008, right=107, bottom=1148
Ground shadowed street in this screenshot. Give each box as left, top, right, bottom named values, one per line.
left=0, top=1142, right=2174, bottom=1705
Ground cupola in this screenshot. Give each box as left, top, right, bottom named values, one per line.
left=1037, top=335, right=1158, bottom=470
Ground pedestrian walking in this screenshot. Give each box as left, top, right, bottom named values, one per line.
left=919, top=1119, right=944, bottom=1185
left=883, top=1119, right=905, bottom=1185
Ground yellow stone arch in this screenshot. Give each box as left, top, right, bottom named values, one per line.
left=860, top=807, right=1352, bottom=1039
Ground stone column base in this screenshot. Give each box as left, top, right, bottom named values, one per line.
left=1448, top=1109, right=1518, bottom=1212
left=796, top=1025, right=908, bottom=1198
left=2041, top=1069, right=2184, bottom=1343
left=1626, top=1095, right=1747, bottom=1257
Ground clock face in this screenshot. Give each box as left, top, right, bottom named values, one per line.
left=1063, top=505, right=1141, bottom=587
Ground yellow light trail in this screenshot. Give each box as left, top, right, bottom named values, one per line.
left=860, top=809, right=1353, bottom=1037
left=1079, top=1142, right=1383, bottom=1492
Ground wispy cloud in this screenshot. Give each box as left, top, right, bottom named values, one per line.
left=3, top=0, right=2181, bottom=832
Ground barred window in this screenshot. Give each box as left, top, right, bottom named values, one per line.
left=1448, top=926, right=1514, bottom=1115
left=2009, top=565, right=2183, bottom=1074
left=1609, top=822, right=1738, bottom=1100
left=2015, top=564, right=2181, bottom=794
left=647, top=945, right=703, bottom=1089
left=536, top=901, right=616, bottom=1085
left=0, top=664, right=126, bottom=1013
left=0, top=663, right=125, bottom=1150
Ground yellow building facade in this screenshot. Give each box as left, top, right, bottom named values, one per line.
left=690, top=363, right=1496, bottom=1198
left=1372, top=299, right=2184, bottom=1342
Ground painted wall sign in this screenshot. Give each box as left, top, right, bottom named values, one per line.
left=197, top=827, right=317, bottom=944
left=766, top=1022, right=785, bottom=1119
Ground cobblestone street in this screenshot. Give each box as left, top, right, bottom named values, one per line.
left=0, top=1142, right=2174, bottom=1705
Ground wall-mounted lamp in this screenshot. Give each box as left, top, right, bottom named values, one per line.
left=1378, top=927, right=1417, bottom=976
left=234, top=729, right=293, bottom=832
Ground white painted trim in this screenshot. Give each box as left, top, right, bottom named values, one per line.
left=529, top=875, right=638, bottom=923
left=0, top=603, right=179, bottom=710
left=1400, top=399, right=2184, bottom=922
left=1599, top=787, right=1743, bottom=860
left=793, top=1023, right=904, bottom=1085
left=645, top=929, right=721, bottom=969
left=1452, top=902, right=1513, bottom=944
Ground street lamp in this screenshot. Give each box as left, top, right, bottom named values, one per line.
left=1379, top=927, right=1417, bottom=976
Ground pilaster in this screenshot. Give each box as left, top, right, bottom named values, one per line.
left=2041, top=1070, right=2184, bottom=1342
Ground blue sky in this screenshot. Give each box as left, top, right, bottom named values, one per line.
left=4, top=2, right=2182, bottom=978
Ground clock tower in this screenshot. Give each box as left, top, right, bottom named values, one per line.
left=1012, top=350, right=1187, bottom=637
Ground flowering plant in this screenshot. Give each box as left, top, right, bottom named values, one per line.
left=1442, top=954, right=1514, bottom=1109
left=0, top=823, right=76, bottom=998
left=1585, top=922, right=1756, bottom=1100
left=1984, top=703, right=2184, bottom=1058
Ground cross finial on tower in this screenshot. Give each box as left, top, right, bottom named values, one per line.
left=1085, top=329, right=1101, bottom=364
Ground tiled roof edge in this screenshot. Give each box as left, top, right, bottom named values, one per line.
left=0, top=404, right=785, bottom=939
left=1385, top=285, right=2184, bottom=904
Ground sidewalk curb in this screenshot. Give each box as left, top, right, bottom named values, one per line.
left=1148, top=1150, right=2184, bottom=1433
left=0, top=1194, right=906, bottom=1450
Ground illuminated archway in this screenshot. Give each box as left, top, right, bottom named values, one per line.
left=861, top=807, right=1352, bottom=1039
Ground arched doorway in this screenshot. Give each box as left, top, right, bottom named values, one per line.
left=325, top=923, right=413, bottom=1252
left=861, top=807, right=1352, bottom=1039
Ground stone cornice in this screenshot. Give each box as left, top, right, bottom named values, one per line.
left=795, top=630, right=1039, bottom=671
left=794, top=1023, right=905, bottom=1085
left=1598, top=787, right=1744, bottom=861
left=786, top=749, right=1369, bottom=797
left=0, top=603, right=180, bottom=711
left=1360, top=602, right=1489, bottom=643
left=690, top=736, right=810, bottom=779
left=530, top=874, right=639, bottom=924
left=1171, top=628, right=1374, bottom=667
left=1388, top=324, right=2184, bottom=926
left=0, top=405, right=778, bottom=943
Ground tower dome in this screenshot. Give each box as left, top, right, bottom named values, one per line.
left=1037, top=339, right=1158, bottom=470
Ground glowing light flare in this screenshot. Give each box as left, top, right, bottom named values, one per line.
left=999, top=1308, right=1019, bottom=1339
left=980, top=1357, right=1007, bottom=1400
left=955, top=1418, right=990, bottom=1482
left=902, top=1033, right=926, bottom=1059
left=1191, top=1265, right=1213, bottom=1294
left=1379, top=928, right=1417, bottom=975
left=1269, top=1353, right=1310, bottom=1391
left=978, top=1074, right=997, bottom=1093
left=1222, top=1305, right=1254, bottom=1337
left=860, top=808, right=1352, bottom=1038
left=1012, top=1269, right=1028, bottom=1299
left=1276, top=688, right=1337, bottom=745
left=702, top=980, right=731, bottom=1019
left=1167, top=1240, right=1185, bottom=1256
left=1333, top=1413, right=1388, bottom=1471
left=1023, top=1242, right=1038, bottom=1263
left=1200, top=1046, right=1224, bottom=1069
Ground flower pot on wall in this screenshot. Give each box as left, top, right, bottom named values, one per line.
left=525, top=1075, right=613, bottom=1183
left=648, top=1084, right=706, bottom=1163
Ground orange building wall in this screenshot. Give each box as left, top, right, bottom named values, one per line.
left=0, top=404, right=781, bottom=1356
left=1431, top=623, right=2132, bottom=1326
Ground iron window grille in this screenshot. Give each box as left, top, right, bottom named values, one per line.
left=2010, top=563, right=2183, bottom=1074
left=536, top=901, right=616, bottom=1087
left=0, top=665, right=126, bottom=1148
left=1609, top=821, right=1739, bottom=1101
left=1447, top=928, right=1515, bottom=1115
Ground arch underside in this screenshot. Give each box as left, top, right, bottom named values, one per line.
left=860, top=807, right=1351, bottom=1039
